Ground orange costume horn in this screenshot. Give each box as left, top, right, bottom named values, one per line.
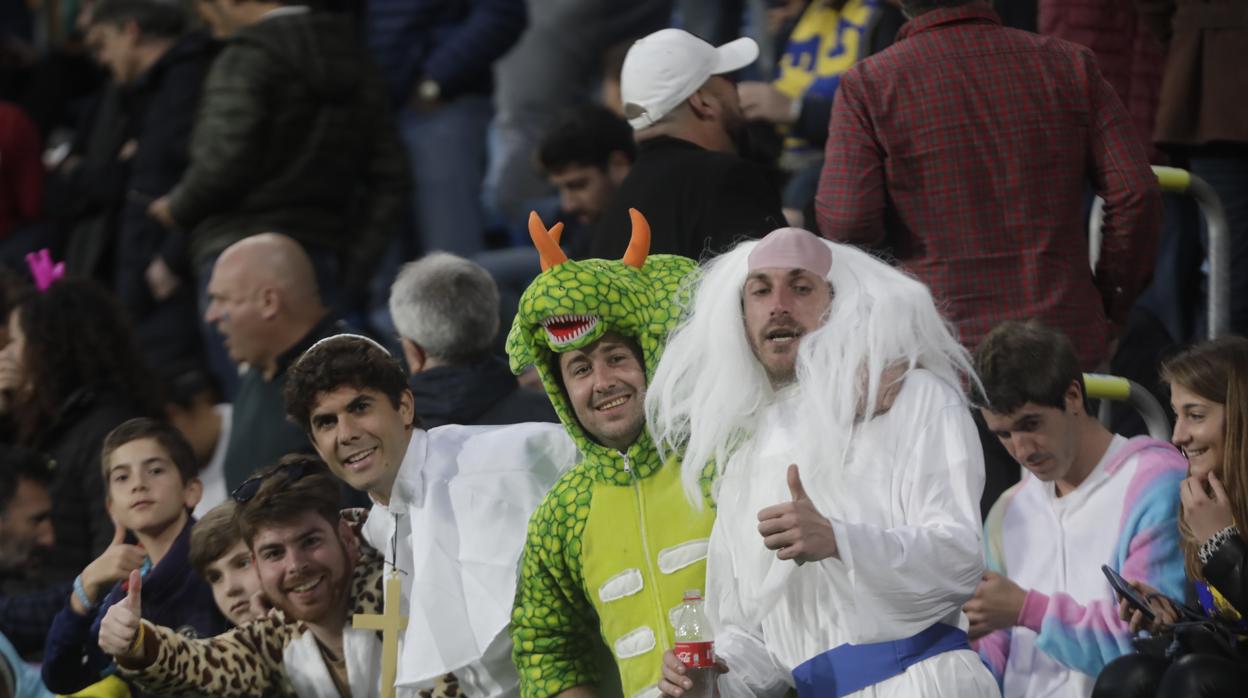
left=528, top=208, right=651, bottom=271
left=529, top=211, right=568, bottom=271
left=622, top=208, right=650, bottom=269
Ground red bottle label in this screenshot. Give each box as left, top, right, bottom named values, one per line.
left=675, top=641, right=715, bottom=669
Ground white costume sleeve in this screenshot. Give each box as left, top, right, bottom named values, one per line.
left=706, top=514, right=792, bottom=698
left=715, top=626, right=793, bottom=698
left=823, top=398, right=986, bottom=636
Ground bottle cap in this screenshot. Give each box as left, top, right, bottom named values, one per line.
left=683, top=589, right=702, bottom=601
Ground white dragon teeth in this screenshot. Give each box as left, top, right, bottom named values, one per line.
left=543, top=314, right=599, bottom=345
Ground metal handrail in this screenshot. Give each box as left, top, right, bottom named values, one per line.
left=1085, top=373, right=1172, bottom=441
left=1152, top=166, right=1231, bottom=339
left=1088, top=167, right=1230, bottom=339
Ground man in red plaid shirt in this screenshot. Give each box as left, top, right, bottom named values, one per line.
left=815, top=0, right=1161, bottom=372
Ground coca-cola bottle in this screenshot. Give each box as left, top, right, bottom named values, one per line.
left=672, top=589, right=715, bottom=698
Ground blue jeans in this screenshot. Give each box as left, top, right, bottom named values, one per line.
left=399, top=94, right=492, bottom=258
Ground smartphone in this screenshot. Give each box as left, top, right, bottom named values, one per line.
left=1102, top=564, right=1156, bottom=622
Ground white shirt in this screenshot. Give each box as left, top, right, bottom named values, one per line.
left=991, top=435, right=1180, bottom=698
left=361, top=423, right=579, bottom=698
left=285, top=622, right=384, bottom=698
left=192, top=404, right=233, bottom=519
left=709, top=371, right=998, bottom=698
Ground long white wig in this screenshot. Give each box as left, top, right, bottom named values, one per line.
left=646, top=237, right=979, bottom=506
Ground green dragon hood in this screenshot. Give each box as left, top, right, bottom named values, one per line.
left=506, top=210, right=696, bottom=478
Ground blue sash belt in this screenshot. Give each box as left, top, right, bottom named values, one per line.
left=791, top=623, right=969, bottom=698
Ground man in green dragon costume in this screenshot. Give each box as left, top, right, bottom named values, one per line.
left=506, top=209, right=716, bottom=698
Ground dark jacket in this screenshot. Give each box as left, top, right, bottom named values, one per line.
left=0, top=582, right=72, bottom=657
left=38, top=387, right=146, bottom=586
left=365, top=0, right=527, bottom=103
left=50, top=82, right=128, bottom=281
left=1139, top=0, right=1248, bottom=147
left=1204, top=535, right=1248, bottom=618
left=41, top=518, right=228, bottom=696
left=114, top=31, right=216, bottom=306
left=589, top=136, right=784, bottom=261
left=168, top=10, right=408, bottom=289
left=410, top=357, right=558, bottom=429
left=113, top=32, right=217, bottom=377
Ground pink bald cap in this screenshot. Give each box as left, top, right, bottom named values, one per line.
left=746, top=227, right=832, bottom=277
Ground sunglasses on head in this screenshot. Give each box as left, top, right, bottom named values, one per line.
left=230, top=460, right=321, bottom=503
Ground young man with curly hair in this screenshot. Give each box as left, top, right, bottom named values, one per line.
left=282, top=334, right=578, bottom=697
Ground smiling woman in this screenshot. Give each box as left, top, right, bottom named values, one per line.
left=1094, top=337, right=1248, bottom=697
left=1159, top=338, right=1248, bottom=583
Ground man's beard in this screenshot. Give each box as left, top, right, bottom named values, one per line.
left=747, top=337, right=798, bottom=389
left=0, top=545, right=40, bottom=576
left=274, top=547, right=353, bottom=624
left=767, top=365, right=797, bottom=388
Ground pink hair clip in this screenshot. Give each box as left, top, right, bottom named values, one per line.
left=25, top=248, right=66, bottom=292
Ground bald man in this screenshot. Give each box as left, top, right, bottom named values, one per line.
left=205, top=233, right=350, bottom=491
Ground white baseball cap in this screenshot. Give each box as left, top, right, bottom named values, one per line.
left=620, top=28, right=760, bottom=130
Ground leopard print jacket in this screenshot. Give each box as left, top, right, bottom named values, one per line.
left=117, top=510, right=462, bottom=698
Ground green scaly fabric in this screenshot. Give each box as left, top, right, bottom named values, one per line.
left=505, top=212, right=716, bottom=698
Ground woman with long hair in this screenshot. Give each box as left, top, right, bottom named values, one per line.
left=1093, top=337, right=1248, bottom=697
left=0, top=277, right=161, bottom=585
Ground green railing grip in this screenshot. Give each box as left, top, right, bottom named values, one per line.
left=1154, top=166, right=1192, bottom=193
left=1084, top=373, right=1131, bottom=401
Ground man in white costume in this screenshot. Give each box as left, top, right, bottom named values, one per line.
left=283, top=334, right=580, bottom=696
left=647, top=228, right=998, bottom=697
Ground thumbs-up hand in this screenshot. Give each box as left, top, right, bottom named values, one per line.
left=756, top=464, right=838, bottom=563
left=75, top=521, right=147, bottom=614
left=99, top=570, right=145, bottom=659
left=125, top=569, right=142, bottom=612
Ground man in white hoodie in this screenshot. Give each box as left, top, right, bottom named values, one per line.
left=965, top=320, right=1187, bottom=697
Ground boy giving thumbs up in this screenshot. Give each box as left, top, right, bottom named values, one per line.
left=41, top=419, right=228, bottom=696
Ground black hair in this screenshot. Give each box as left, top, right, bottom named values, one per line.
left=236, top=454, right=341, bottom=546
left=100, top=417, right=200, bottom=487
left=10, top=278, right=162, bottom=448
left=0, top=446, right=53, bottom=515
left=973, top=320, right=1089, bottom=415
left=284, top=336, right=412, bottom=431
left=538, top=104, right=637, bottom=174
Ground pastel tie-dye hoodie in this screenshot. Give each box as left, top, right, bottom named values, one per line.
left=974, top=435, right=1187, bottom=697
